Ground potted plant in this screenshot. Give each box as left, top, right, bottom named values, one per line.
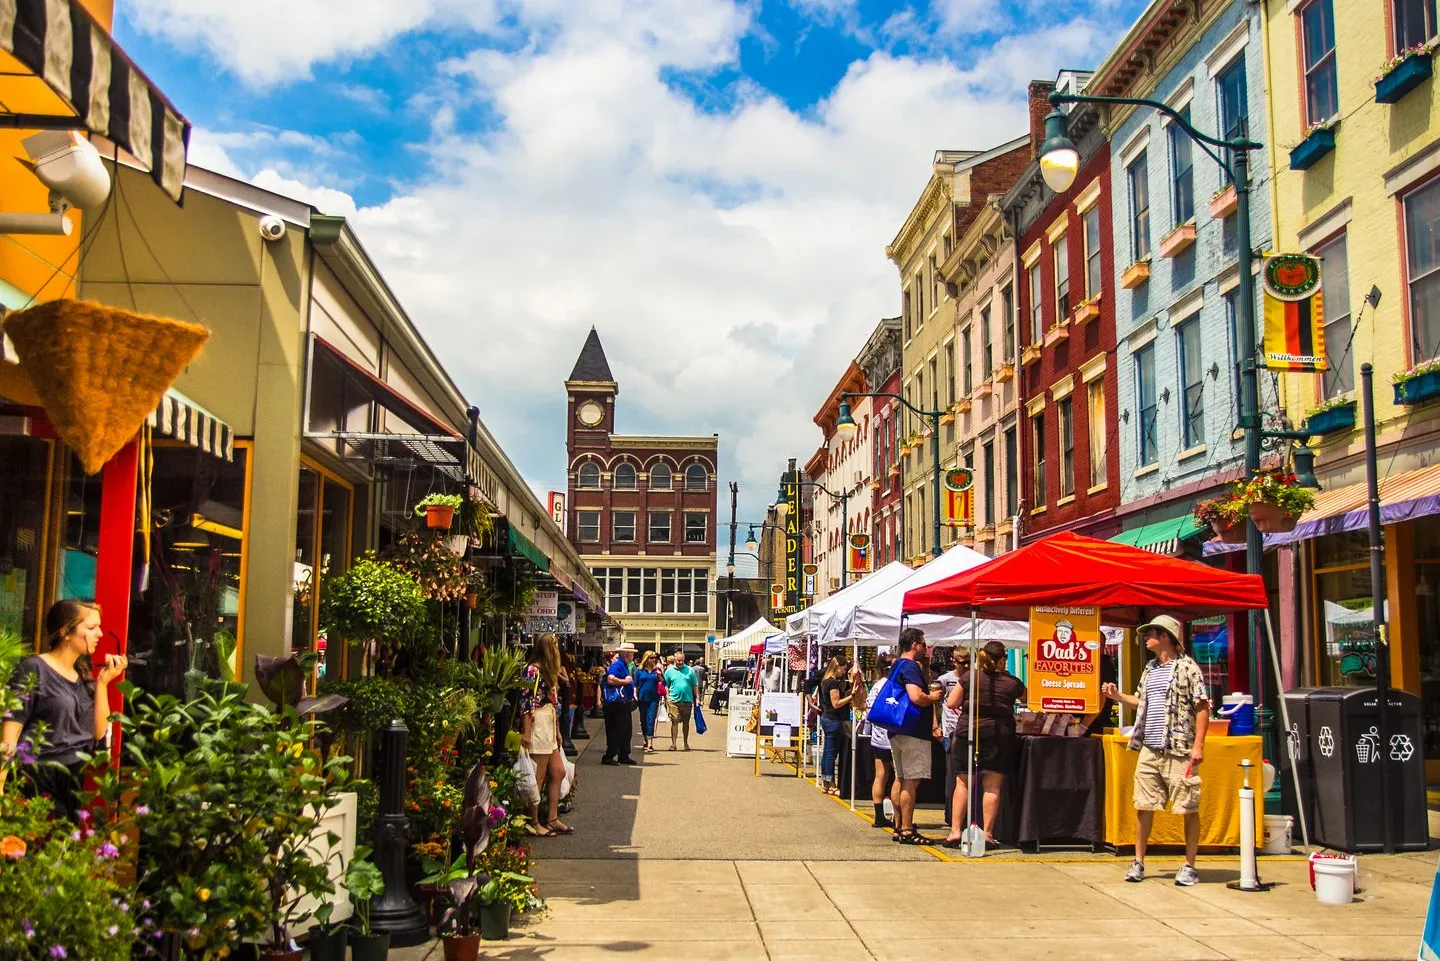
left=416, top=492, right=463, bottom=530
left=345, top=848, right=389, bottom=961
left=306, top=903, right=349, bottom=961
left=476, top=871, right=535, bottom=941
left=477, top=647, right=528, bottom=714
left=319, top=555, right=428, bottom=676
left=1374, top=43, right=1434, bottom=104
left=386, top=530, right=475, bottom=602
left=1394, top=358, right=1440, bottom=406
left=1303, top=396, right=1358, bottom=435
left=1193, top=494, right=1247, bottom=544
left=1237, top=470, right=1316, bottom=534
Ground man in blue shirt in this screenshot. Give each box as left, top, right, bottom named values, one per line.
left=602, top=641, right=638, bottom=765
left=888, top=627, right=942, bottom=844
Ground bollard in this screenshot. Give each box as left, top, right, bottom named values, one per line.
left=368, top=719, right=431, bottom=944
left=1227, top=758, right=1272, bottom=893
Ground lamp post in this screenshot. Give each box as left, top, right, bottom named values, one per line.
left=776, top=474, right=851, bottom=589
left=1036, top=90, right=1321, bottom=808
left=837, top=389, right=943, bottom=557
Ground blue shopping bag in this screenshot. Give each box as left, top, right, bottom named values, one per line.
left=867, top=662, right=920, bottom=734
left=693, top=702, right=708, bottom=735
left=1421, top=857, right=1440, bottom=960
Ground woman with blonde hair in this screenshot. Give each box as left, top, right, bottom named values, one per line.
left=941, top=641, right=1025, bottom=848
left=818, top=654, right=863, bottom=795
left=633, top=650, right=663, bottom=752
left=522, top=633, right=573, bottom=836
left=2, top=599, right=127, bottom=820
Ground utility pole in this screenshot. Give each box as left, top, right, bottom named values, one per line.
left=726, top=481, right=738, bottom=636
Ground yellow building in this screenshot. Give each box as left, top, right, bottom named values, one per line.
left=1264, top=0, right=1440, bottom=770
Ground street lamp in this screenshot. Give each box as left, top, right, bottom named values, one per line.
left=1037, top=88, right=1320, bottom=808
left=838, top=390, right=944, bottom=557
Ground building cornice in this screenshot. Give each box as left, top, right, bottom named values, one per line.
left=609, top=435, right=719, bottom=450
left=886, top=172, right=953, bottom=266
left=1087, top=0, right=1217, bottom=120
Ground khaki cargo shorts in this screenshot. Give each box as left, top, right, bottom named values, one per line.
left=1133, top=745, right=1201, bottom=815
left=890, top=733, right=933, bottom=782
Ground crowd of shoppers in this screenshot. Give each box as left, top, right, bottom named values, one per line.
left=599, top=642, right=711, bottom=762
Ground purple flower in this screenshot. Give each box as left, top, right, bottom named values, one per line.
left=75, top=810, right=89, bottom=823
left=21, top=921, right=33, bottom=938
left=15, top=741, right=36, bottom=764
left=134, top=805, right=149, bottom=816
left=97, top=842, right=119, bottom=859
left=49, top=946, right=66, bottom=959
left=486, top=805, right=507, bottom=828
left=69, top=832, right=80, bottom=843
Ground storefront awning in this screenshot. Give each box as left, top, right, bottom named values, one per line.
left=1205, top=463, right=1440, bottom=555
left=506, top=526, right=550, bottom=572
left=0, top=0, right=191, bottom=202
left=148, top=388, right=232, bottom=462
left=1111, top=514, right=1205, bottom=556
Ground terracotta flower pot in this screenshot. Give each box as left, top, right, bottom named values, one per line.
left=425, top=504, right=456, bottom=529
left=1213, top=518, right=1247, bottom=544
left=1248, top=502, right=1297, bottom=534
left=443, top=933, right=483, bottom=961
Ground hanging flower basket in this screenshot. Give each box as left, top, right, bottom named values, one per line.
left=1213, top=518, right=1248, bottom=544
left=425, top=504, right=456, bottom=529
left=1247, top=502, right=1298, bottom=534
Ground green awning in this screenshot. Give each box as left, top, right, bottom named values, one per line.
left=506, top=526, right=551, bottom=571
left=1111, top=515, right=1205, bottom=556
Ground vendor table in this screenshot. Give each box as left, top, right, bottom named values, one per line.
left=991, top=735, right=1105, bottom=849
left=1101, top=734, right=1262, bottom=850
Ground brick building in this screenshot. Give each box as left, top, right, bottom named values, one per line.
left=856, top=318, right=903, bottom=566
left=564, top=328, right=719, bottom=653
left=1002, top=73, right=1121, bottom=543
left=809, top=362, right=869, bottom=600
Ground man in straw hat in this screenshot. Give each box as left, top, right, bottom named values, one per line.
left=602, top=641, right=639, bottom=765
left=1101, top=614, right=1210, bottom=886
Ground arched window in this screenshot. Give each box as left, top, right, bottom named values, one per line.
left=685, top=464, right=708, bottom=491
left=649, top=463, right=672, bottom=490
left=613, top=463, right=637, bottom=489
left=577, top=462, right=601, bottom=489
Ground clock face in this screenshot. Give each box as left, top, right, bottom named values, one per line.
left=578, top=401, right=604, bottom=427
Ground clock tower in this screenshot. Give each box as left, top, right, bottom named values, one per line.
left=565, top=326, right=617, bottom=445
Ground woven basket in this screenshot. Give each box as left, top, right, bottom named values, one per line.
left=3, top=299, right=209, bottom=473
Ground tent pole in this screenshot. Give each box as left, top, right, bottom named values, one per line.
left=1263, top=609, right=1311, bottom=850
left=967, top=608, right=979, bottom=842
left=851, top=638, right=858, bottom=812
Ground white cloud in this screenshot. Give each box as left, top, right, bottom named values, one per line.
left=250, top=170, right=359, bottom=217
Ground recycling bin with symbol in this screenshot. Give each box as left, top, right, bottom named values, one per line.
left=1283, top=687, right=1426, bottom=852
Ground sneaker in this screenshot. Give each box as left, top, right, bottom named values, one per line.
left=1124, top=859, right=1145, bottom=883
left=1174, top=864, right=1199, bottom=887
left=601, top=758, right=619, bottom=766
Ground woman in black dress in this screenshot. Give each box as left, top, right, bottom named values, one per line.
left=1, top=599, right=127, bottom=819
left=941, top=640, right=1025, bottom=847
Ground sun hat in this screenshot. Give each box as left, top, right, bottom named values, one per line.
left=615, top=641, right=637, bottom=653
left=1136, top=615, right=1184, bottom=647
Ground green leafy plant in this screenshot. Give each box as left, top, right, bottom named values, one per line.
left=1304, top=396, right=1356, bottom=419
left=1236, top=470, right=1316, bottom=517
left=460, top=493, right=495, bottom=545
left=320, top=555, right=428, bottom=673
left=1394, top=357, right=1440, bottom=383
left=342, top=846, right=385, bottom=937
left=476, top=648, right=528, bottom=699
left=477, top=871, right=535, bottom=910
left=415, top=493, right=463, bottom=513
left=1191, top=495, right=1245, bottom=529
left=385, top=531, right=474, bottom=602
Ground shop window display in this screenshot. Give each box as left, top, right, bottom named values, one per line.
left=293, top=463, right=353, bottom=681
left=1311, top=532, right=1383, bottom=691
left=1411, top=516, right=1440, bottom=757
left=0, top=436, right=53, bottom=645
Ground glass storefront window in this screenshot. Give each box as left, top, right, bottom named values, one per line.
left=294, top=462, right=353, bottom=682
left=58, top=453, right=103, bottom=602
left=0, top=436, right=53, bottom=646
left=1313, top=566, right=1381, bottom=687
left=1412, top=516, right=1440, bottom=757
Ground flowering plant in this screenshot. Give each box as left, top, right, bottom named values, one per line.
left=1375, top=43, right=1434, bottom=83
left=1304, top=395, right=1356, bottom=419
left=1236, top=470, right=1316, bottom=516
left=1191, top=495, right=1246, bottom=528
left=1394, top=357, right=1440, bottom=383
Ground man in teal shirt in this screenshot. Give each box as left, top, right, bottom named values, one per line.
left=664, top=653, right=699, bottom=751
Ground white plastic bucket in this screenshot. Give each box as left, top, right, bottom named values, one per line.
left=1313, top=859, right=1355, bottom=904
left=1261, top=814, right=1293, bottom=854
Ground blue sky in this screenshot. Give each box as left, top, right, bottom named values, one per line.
left=112, top=0, right=1145, bottom=560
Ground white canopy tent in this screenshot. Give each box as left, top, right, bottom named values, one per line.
left=714, top=618, right=784, bottom=662
left=784, top=562, right=917, bottom=638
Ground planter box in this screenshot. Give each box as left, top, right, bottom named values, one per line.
left=976, top=526, right=996, bottom=544
left=974, top=381, right=993, bottom=400
left=1375, top=53, right=1433, bottom=104
left=1209, top=185, right=1238, bottom=219
left=1021, top=343, right=1043, bottom=366
left=996, top=362, right=1015, bottom=383
left=1074, top=298, right=1100, bottom=325
left=870, top=480, right=882, bottom=491
left=1289, top=127, right=1336, bottom=171
left=888, top=462, right=901, bottom=477
left=1120, top=260, right=1151, bottom=289
left=1304, top=401, right=1356, bottom=435
left=1043, top=322, right=1070, bottom=347
left=955, top=399, right=973, bottom=414
left=1160, top=222, right=1196, bottom=257
left=1394, top=368, right=1440, bottom=406
left=996, top=519, right=1013, bottom=537
left=939, top=411, right=955, bottom=426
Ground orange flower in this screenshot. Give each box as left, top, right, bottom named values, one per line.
left=0, top=835, right=25, bottom=860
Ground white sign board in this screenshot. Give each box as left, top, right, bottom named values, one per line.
left=525, top=599, right=577, bottom=635
left=773, top=724, right=792, bottom=748
left=527, top=591, right=559, bottom=618
left=760, top=692, right=803, bottom=733
left=726, top=690, right=758, bottom=757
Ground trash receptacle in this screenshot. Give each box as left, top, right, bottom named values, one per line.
left=1280, top=689, right=1317, bottom=842
left=1287, top=686, right=1427, bottom=852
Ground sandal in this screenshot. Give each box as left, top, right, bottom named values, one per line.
left=939, top=836, right=964, bottom=849
left=548, top=821, right=575, bottom=835
left=897, top=831, right=935, bottom=845
left=527, top=824, right=556, bottom=838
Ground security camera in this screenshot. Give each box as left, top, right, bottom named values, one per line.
left=20, top=130, right=110, bottom=210
left=258, top=215, right=287, bottom=241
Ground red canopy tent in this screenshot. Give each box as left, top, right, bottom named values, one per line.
left=902, top=531, right=1268, bottom=624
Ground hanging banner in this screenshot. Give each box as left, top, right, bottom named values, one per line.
left=1026, top=605, right=1102, bottom=714
left=776, top=469, right=804, bottom=616
left=848, top=533, right=871, bottom=573
left=943, top=466, right=975, bottom=528
left=803, top=563, right=817, bottom=597
left=770, top=583, right=786, bottom=610
left=547, top=491, right=566, bottom=529
left=1261, top=252, right=1327, bottom=372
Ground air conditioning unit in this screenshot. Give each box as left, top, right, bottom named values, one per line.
left=829, top=576, right=840, bottom=590
left=853, top=469, right=864, bottom=486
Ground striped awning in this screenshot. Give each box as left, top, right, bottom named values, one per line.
left=148, top=389, right=233, bottom=462
left=1205, top=463, right=1440, bottom=554
left=1111, top=514, right=1206, bottom=556
left=0, top=0, right=191, bottom=202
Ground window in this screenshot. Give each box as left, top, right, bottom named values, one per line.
left=943, top=231, right=953, bottom=257
left=649, top=463, right=672, bottom=490
left=1216, top=59, right=1248, bottom=187
left=593, top=566, right=709, bottom=616
left=613, top=510, right=637, bottom=542
left=1318, top=234, right=1354, bottom=397
left=685, top=511, right=707, bottom=543
left=578, top=510, right=601, bottom=542
left=1028, top=263, right=1044, bottom=343
left=930, top=356, right=942, bottom=409
left=929, top=254, right=941, bottom=311
left=1225, top=290, right=1244, bottom=408
left=1396, top=0, right=1438, bottom=49
left=962, top=327, right=973, bottom=395
left=649, top=510, right=672, bottom=543
left=1031, top=412, right=1047, bottom=506
left=916, top=371, right=925, bottom=422
left=903, top=288, right=912, bottom=340
left=1128, top=150, right=1151, bottom=261
left=1057, top=398, right=1075, bottom=497
left=1302, top=0, right=1339, bottom=124
left=1002, top=284, right=1015, bottom=360
left=613, top=462, right=637, bottom=489
left=1169, top=106, right=1195, bottom=222
left=915, top=271, right=926, bottom=328
left=685, top=463, right=708, bottom=491
left=982, top=440, right=995, bottom=527
left=1054, top=233, right=1071, bottom=321
left=1178, top=318, right=1205, bottom=448
left=1136, top=343, right=1158, bottom=466
left=1087, top=379, right=1107, bottom=488
left=917, top=487, right=926, bottom=554
left=577, top=462, right=601, bottom=489
left=1407, top=179, right=1440, bottom=362
left=943, top=344, right=955, bottom=405
left=1004, top=425, right=1018, bottom=516
left=1083, top=206, right=1102, bottom=298
left=980, top=304, right=994, bottom=380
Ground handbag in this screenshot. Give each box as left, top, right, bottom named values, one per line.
left=868, top=662, right=921, bottom=734
left=693, top=702, right=708, bottom=735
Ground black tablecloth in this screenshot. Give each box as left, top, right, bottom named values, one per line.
left=991, top=735, right=1104, bottom=848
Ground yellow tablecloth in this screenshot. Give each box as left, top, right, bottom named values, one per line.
left=1102, top=734, right=1263, bottom=850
